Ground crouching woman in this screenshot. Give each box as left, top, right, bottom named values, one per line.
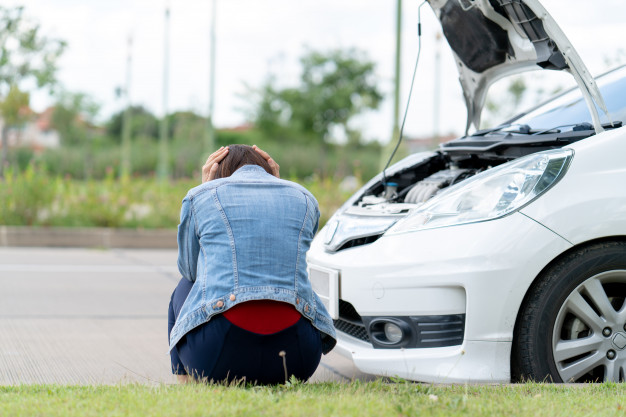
left=167, top=144, right=336, bottom=384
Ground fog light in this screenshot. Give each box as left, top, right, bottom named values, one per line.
left=368, top=318, right=412, bottom=348
left=384, top=323, right=403, bottom=344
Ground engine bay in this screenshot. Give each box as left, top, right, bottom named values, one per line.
left=325, top=126, right=600, bottom=252
left=353, top=153, right=493, bottom=213
left=325, top=152, right=509, bottom=252
left=353, top=125, right=602, bottom=215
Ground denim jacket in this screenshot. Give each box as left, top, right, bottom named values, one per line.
left=169, top=165, right=336, bottom=354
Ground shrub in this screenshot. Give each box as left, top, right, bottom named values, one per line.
left=0, top=164, right=356, bottom=229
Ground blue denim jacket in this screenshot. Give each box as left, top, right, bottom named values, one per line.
left=169, top=165, right=336, bottom=354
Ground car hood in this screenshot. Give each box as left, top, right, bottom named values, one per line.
left=428, top=0, right=609, bottom=134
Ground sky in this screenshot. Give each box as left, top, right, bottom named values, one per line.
left=13, top=0, right=626, bottom=143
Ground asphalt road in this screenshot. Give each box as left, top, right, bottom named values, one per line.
left=0, top=247, right=373, bottom=385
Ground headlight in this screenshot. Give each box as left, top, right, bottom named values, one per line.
left=386, top=148, right=573, bottom=235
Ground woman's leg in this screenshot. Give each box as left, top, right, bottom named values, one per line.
left=175, top=314, right=231, bottom=382
left=170, top=290, right=322, bottom=384
left=168, top=278, right=194, bottom=377
left=292, top=317, right=323, bottom=380
left=209, top=317, right=322, bottom=385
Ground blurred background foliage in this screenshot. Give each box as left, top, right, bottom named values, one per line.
left=0, top=164, right=354, bottom=229
left=0, top=5, right=385, bottom=228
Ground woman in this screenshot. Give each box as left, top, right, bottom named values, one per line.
left=168, top=144, right=336, bottom=384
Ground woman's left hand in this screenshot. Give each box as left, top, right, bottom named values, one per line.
left=202, top=146, right=229, bottom=183
left=253, top=145, right=280, bottom=178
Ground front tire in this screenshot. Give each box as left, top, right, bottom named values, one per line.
left=512, top=241, right=626, bottom=383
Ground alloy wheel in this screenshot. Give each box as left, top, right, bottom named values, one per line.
left=552, top=270, right=626, bottom=382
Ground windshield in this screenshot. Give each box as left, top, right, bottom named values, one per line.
left=503, top=66, right=626, bottom=132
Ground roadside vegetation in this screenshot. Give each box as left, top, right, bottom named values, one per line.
left=1, top=381, right=626, bottom=417
left=0, top=5, right=390, bottom=230
left=0, top=164, right=356, bottom=229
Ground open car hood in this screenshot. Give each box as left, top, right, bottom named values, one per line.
left=428, top=0, right=609, bottom=134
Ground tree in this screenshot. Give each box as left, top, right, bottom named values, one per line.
left=51, top=91, right=100, bottom=146
left=250, top=48, right=383, bottom=144
left=0, top=85, right=29, bottom=129
left=0, top=6, right=66, bottom=176
left=106, top=105, right=159, bottom=142
left=168, top=111, right=206, bottom=144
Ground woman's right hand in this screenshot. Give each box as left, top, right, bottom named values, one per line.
left=202, top=146, right=229, bottom=183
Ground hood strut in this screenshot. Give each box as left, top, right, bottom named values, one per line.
left=500, top=0, right=610, bottom=133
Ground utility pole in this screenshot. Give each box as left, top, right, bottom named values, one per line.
left=392, top=0, right=402, bottom=145
left=204, top=0, right=217, bottom=158
left=381, top=0, right=403, bottom=170
left=121, top=35, right=133, bottom=178
left=1, top=120, right=7, bottom=179
left=158, top=5, right=171, bottom=180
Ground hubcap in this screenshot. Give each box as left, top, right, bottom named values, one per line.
left=552, top=270, right=626, bottom=383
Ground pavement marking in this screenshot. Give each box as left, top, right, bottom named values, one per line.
left=0, top=315, right=166, bottom=320
left=0, top=265, right=179, bottom=273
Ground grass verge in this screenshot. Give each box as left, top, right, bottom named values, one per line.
left=1, top=381, right=626, bottom=417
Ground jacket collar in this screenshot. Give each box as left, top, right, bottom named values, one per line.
left=230, top=164, right=272, bottom=178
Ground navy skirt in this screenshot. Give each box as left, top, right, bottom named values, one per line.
left=168, top=278, right=322, bottom=384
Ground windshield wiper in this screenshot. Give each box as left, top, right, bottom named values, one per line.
left=471, top=123, right=531, bottom=136
left=472, top=120, right=622, bottom=138
left=531, top=121, right=622, bottom=135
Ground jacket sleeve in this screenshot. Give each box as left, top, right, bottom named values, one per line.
left=177, top=196, right=200, bottom=282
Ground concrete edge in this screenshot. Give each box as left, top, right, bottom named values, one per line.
left=0, top=226, right=177, bottom=249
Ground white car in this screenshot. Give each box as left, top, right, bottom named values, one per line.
left=307, top=0, right=626, bottom=383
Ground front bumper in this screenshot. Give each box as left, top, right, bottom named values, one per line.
left=335, top=332, right=512, bottom=383
left=308, top=212, right=571, bottom=383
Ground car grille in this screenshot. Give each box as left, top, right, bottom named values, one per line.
left=336, top=234, right=382, bottom=251
left=411, top=314, right=465, bottom=348
left=333, top=299, right=371, bottom=343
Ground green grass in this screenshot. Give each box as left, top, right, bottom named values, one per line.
left=1, top=381, right=626, bottom=417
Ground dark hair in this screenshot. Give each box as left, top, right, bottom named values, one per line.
left=214, top=144, right=273, bottom=179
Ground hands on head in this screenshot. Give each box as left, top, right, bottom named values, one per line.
left=252, top=145, right=280, bottom=178
left=202, top=146, right=229, bottom=183
left=201, top=145, right=280, bottom=183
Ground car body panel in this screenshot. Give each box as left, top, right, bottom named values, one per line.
left=308, top=212, right=571, bottom=382
left=310, top=212, right=571, bottom=341
left=335, top=336, right=512, bottom=383
left=521, top=126, right=626, bottom=243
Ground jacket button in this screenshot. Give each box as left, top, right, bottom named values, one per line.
left=229, top=294, right=236, bottom=301
left=304, top=305, right=309, bottom=313
left=215, top=300, right=224, bottom=308
left=296, top=298, right=300, bottom=304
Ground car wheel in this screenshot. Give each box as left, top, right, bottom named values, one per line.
left=512, top=241, right=626, bottom=383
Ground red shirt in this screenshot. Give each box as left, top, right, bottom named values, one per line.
left=223, top=300, right=301, bottom=334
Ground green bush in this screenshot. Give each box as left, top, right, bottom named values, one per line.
left=0, top=165, right=57, bottom=226
left=13, top=127, right=383, bottom=182
left=0, top=164, right=357, bottom=229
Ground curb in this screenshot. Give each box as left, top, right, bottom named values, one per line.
left=0, top=226, right=177, bottom=249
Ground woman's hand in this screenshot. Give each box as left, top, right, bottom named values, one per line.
left=253, top=145, right=280, bottom=178
left=202, top=146, right=229, bottom=183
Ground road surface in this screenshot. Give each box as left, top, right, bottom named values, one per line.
left=0, top=247, right=373, bottom=385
